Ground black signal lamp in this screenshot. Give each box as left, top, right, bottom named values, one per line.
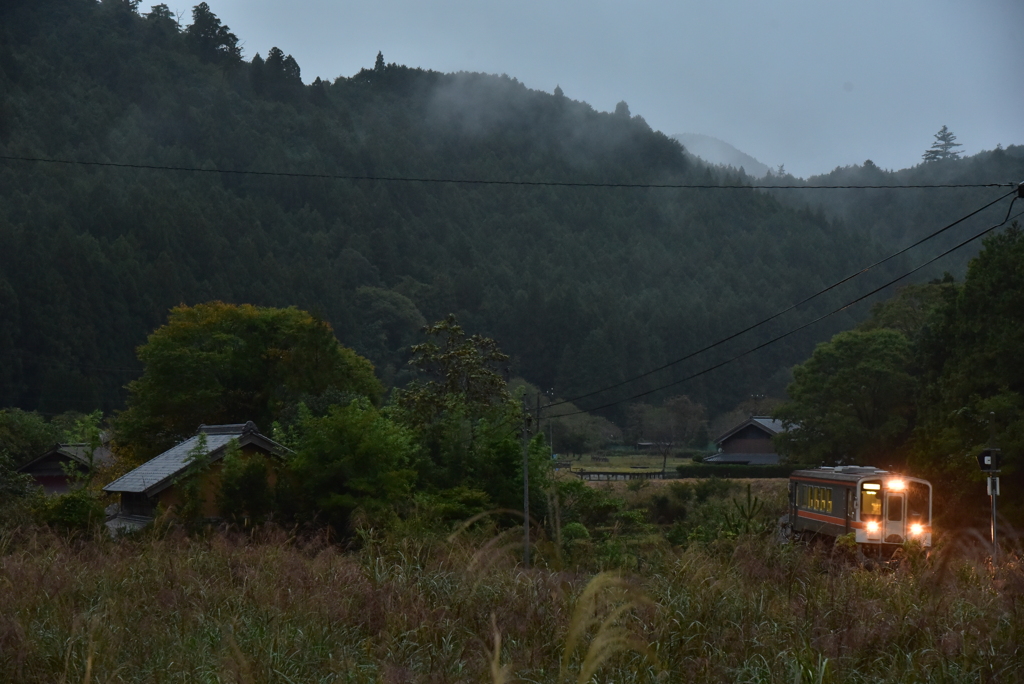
left=978, top=448, right=1002, bottom=472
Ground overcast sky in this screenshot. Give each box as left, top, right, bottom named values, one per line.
left=196, top=0, right=1023, bottom=179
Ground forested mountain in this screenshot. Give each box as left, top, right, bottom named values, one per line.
left=756, top=146, right=1024, bottom=275
left=672, top=133, right=771, bottom=178
left=0, top=0, right=1007, bottom=426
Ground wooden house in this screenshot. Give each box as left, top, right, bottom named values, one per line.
left=705, top=416, right=783, bottom=465
left=18, top=441, right=113, bottom=494
left=103, top=422, right=287, bottom=524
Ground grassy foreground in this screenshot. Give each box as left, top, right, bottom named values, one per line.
left=2, top=519, right=1023, bottom=684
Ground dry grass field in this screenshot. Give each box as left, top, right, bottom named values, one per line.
left=2, top=506, right=1023, bottom=683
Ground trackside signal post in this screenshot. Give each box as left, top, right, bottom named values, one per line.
left=978, top=447, right=1001, bottom=563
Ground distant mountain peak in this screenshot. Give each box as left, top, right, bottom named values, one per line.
left=672, top=133, right=771, bottom=178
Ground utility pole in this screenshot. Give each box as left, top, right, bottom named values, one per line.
left=522, top=396, right=531, bottom=569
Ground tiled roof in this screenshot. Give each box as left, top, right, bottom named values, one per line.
left=750, top=417, right=784, bottom=435
left=103, top=422, right=280, bottom=495
left=714, top=416, right=786, bottom=444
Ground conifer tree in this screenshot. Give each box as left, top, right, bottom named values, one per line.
left=922, top=125, right=962, bottom=162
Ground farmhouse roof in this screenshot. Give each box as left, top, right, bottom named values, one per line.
left=714, top=416, right=785, bottom=445
left=18, top=441, right=114, bottom=473
left=103, top=422, right=286, bottom=496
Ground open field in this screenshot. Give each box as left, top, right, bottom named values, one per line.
left=582, top=478, right=789, bottom=501
left=560, top=453, right=699, bottom=472
left=2, top=519, right=1023, bottom=683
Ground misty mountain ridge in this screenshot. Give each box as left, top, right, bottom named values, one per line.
left=673, top=133, right=771, bottom=178
left=0, top=0, right=1019, bottom=426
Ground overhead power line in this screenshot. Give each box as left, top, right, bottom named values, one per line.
left=546, top=187, right=1018, bottom=410
left=0, top=154, right=1015, bottom=190
left=554, top=201, right=1023, bottom=418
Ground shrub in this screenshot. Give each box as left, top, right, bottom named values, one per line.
left=561, top=521, right=590, bottom=541
left=35, top=488, right=105, bottom=533
left=693, top=477, right=735, bottom=503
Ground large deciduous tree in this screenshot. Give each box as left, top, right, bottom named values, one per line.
left=775, top=329, right=915, bottom=466
left=288, top=399, right=417, bottom=531
left=395, top=315, right=524, bottom=506
left=114, top=302, right=382, bottom=462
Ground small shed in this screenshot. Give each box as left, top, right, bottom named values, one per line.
left=103, top=422, right=287, bottom=522
left=18, top=442, right=114, bottom=494
left=706, top=416, right=783, bottom=465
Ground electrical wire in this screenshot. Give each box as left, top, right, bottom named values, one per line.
left=545, top=188, right=1018, bottom=410
left=0, top=154, right=1015, bottom=190
left=552, top=201, right=1023, bottom=419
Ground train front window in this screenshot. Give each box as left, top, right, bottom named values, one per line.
left=861, top=481, right=882, bottom=519
left=907, top=482, right=930, bottom=524
left=887, top=495, right=904, bottom=521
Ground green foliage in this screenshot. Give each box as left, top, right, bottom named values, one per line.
left=401, top=314, right=511, bottom=416
left=554, top=479, right=624, bottom=528
left=291, top=399, right=417, bottom=531
left=406, top=486, right=493, bottom=528
left=216, top=439, right=272, bottom=524
left=691, top=477, right=736, bottom=503
left=913, top=224, right=1024, bottom=518
left=0, top=408, right=60, bottom=466
left=115, top=302, right=382, bottom=462
left=776, top=329, right=915, bottom=465
left=647, top=481, right=692, bottom=524
left=395, top=316, right=529, bottom=507
left=561, top=521, right=590, bottom=541
left=722, top=483, right=770, bottom=536
left=184, top=2, right=240, bottom=64
left=34, top=488, right=105, bottom=533
left=0, top=448, right=33, bottom=498
left=858, top=280, right=955, bottom=342
left=175, top=432, right=210, bottom=525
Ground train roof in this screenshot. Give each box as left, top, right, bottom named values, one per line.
left=790, top=466, right=893, bottom=484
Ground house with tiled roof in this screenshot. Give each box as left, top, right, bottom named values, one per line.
left=19, top=440, right=114, bottom=494
left=705, top=416, right=784, bottom=465
left=103, top=422, right=288, bottom=526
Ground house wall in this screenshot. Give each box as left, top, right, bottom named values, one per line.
left=23, top=454, right=87, bottom=494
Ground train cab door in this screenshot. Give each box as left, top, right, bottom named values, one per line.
left=884, top=492, right=905, bottom=543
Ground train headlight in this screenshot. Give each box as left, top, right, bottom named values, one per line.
left=888, top=479, right=906, bottom=491
left=910, top=523, right=924, bottom=535
left=866, top=521, right=880, bottom=533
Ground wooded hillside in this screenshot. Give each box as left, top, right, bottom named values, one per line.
left=0, top=0, right=1012, bottom=424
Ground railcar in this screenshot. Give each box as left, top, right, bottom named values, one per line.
left=789, top=466, right=932, bottom=553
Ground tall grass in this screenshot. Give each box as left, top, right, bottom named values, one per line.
left=1, top=520, right=1022, bottom=683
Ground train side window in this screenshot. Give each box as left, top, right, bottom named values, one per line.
left=826, top=489, right=833, bottom=513
left=907, top=482, right=930, bottom=524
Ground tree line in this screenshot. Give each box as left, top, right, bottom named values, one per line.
left=776, top=224, right=1024, bottom=526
